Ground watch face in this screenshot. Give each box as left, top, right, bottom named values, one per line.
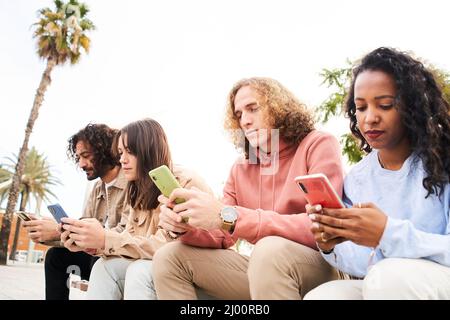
left=221, top=207, right=238, bottom=222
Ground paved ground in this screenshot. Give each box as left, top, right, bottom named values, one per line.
left=0, top=261, right=45, bottom=300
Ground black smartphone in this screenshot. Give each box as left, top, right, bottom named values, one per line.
left=16, top=211, right=32, bottom=221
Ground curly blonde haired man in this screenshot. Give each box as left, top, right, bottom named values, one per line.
left=153, top=77, right=345, bottom=299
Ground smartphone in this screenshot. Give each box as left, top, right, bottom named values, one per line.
left=149, top=165, right=185, bottom=204
left=294, top=173, right=344, bottom=209
left=16, top=211, right=32, bottom=221
left=149, top=165, right=188, bottom=224
left=47, top=204, right=69, bottom=224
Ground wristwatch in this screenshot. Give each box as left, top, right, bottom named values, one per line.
left=220, top=206, right=238, bottom=233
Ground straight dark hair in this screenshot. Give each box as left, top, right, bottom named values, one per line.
left=113, top=118, right=172, bottom=211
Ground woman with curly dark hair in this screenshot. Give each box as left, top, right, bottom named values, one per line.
left=152, top=77, right=345, bottom=299
left=305, top=47, right=450, bottom=299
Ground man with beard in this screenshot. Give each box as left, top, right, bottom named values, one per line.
left=23, top=123, right=129, bottom=300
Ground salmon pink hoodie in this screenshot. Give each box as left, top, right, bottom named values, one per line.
left=180, top=130, right=344, bottom=250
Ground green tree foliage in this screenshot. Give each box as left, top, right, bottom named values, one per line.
left=316, top=58, right=450, bottom=165
left=0, top=147, right=61, bottom=206
left=0, top=147, right=61, bottom=260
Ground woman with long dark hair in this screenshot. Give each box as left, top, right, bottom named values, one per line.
left=305, top=47, right=450, bottom=299
left=61, top=118, right=212, bottom=299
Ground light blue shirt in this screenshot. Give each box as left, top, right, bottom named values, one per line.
left=322, top=150, right=450, bottom=278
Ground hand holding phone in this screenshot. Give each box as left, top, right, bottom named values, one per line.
left=295, top=173, right=344, bottom=209
left=149, top=165, right=185, bottom=205
left=47, top=204, right=69, bottom=224
left=16, top=211, right=32, bottom=222
left=149, top=165, right=188, bottom=223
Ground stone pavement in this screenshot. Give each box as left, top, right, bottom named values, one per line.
left=0, top=261, right=45, bottom=300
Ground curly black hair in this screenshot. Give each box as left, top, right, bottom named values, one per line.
left=67, top=123, right=120, bottom=173
left=345, top=47, right=450, bottom=198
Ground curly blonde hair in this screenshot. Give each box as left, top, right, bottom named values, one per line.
left=224, top=77, right=315, bottom=158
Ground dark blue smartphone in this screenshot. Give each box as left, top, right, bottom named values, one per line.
left=47, top=204, right=69, bottom=224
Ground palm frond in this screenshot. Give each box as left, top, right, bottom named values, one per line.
left=70, top=52, right=81, bottom=64
left=0, top=147, right=62, bottom=210
left=79, top=34, right=90, bottom=53
left=32, top=0, right=94, bottom=65
left=79, top=19, right=95, bottom=31
left=37, top=36, right=50, bottom=51
left=54, top=0, right=64, bottom=11
left=37, top=7, right=52, bottom=17
left=79, top=4, right=89, bottom=18
left=43, top=11, right=64, bottom=21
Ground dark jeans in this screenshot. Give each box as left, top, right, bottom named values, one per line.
left=44, top=247, right=98, bottom=300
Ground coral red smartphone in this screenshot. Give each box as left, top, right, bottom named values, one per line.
left=294, top=173, right=344, bottom=208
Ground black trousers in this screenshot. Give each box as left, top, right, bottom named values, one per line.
left=44, top=247, right=98, bottom=300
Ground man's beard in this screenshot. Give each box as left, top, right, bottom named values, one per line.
left=87, top=164, right=112, bottom=181
left=84, top=165, right=106, bottom=181
left=84, top=167, right=99, bottom=180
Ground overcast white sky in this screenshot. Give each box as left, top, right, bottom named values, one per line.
left=1, top=0, right=449, bottom=218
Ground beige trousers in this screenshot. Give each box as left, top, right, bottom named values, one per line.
left=304, top=258, right=450, bottom=300
left=152, top=236, right=339, bottom=299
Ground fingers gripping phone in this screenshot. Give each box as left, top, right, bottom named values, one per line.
left=149, top=165, right=188, bottom=224
left=295, top=173, right=345, bottom=209
left=149, top=165, right=185, bottom=204
left=47, top=203, right=69, bottom=224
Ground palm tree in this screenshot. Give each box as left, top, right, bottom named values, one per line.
left=0, top=0, right=94, bottom=265
left=0, top=147, right=61, bottom=261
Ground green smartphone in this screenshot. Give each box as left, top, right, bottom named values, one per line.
left=149, top=165, right=185, bottom=205
left=149, top=165, right=188, bottom=224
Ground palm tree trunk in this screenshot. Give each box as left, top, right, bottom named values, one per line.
left=0, top=57, right=56, bottom=265
left=9, top=191, right=27, bottom=261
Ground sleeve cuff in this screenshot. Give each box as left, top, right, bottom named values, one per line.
left=42, top=240, right=64, bottom=247
left=378, top=216, right=404, bottom=257
left=232, top=206, right=259, bottom=241
left=101, top=229, right=122, bottom=256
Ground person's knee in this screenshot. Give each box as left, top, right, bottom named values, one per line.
left=305, top=280, right=362, bottom=300
left=251, top=236, right=292, bottom=263
left=249, top=236, right=297, bottom=274
left=125, top=259, right=154, bottom=285
left=304, top=282, right=337, bottom=300
left=153, top=241, right=187, bottom=280
left=45, top=247, right=62, bottom=263
left=363, top=258, right=415, bottom=299
left=89, top=258, right=108, bottom=280
left=248, top=237, right=294, bottom=286
left=44, top=247, right=67, bottom=271
left=44, top=247, right=57, bottom=268
left=124, top=260, right=156, bottom=300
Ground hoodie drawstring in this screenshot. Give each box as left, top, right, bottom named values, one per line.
left=258, top=150, right=278, bottom=211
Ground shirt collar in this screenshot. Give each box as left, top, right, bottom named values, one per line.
left=96, top=167, right=128, bottom=199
